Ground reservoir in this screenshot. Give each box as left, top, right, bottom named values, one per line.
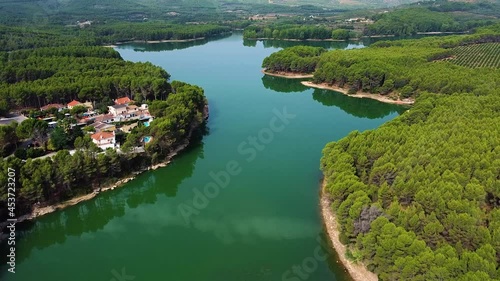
left=1, top=34, right=404, bottom=281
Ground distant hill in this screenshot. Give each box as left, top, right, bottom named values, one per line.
left=0, top=0, right=497, bottom=26
left=0, top=0, right=421, bottom=25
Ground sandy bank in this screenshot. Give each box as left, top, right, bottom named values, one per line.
left=261, top=69, right=314, bottom=79
left=145, top=37, right=205, bottom=43
left=302, top=81, right=414, bottom=105
left=103, top=37, right=207, bottom=47
left=360, top=35, right=395, bottom=38
left=320, top=178, right=378, bottom=281
left=248, top=37, right=359, bottom=42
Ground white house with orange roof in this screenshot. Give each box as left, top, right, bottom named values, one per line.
left=67, top=100, right=82, bottom=109
left=91, top=131, right=117, bottom=149
left=114, top=97, right=133, bottom=106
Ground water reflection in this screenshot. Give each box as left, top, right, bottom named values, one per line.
left=244, top=34, right=449, bottom=51
left=312, top=89, right=407, bottom=119
left=261, top=75, right=308, bottom=93
left=244, top=39, right=361, bottom=50
left=260, top=76, right=406, bottom=119
left=115, top=34, right=232, bottom=52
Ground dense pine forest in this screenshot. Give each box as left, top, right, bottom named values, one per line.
left=317, top=24, right=500, bottom=280
left=365, top=6, right=495, bottom=36
left=262, top=46, right=326, bottom=74
left=0, top=22, right=231, bottom=52
left=244, top=25, right=358, bottom=40
left=0, top=46, right=171, bottom=114
left=262, top=24, right=500, bottom=100
left=90, top=22, right=231, bottom=43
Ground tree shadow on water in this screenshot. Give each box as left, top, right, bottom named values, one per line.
left=0, top=133, right=206, bottom=271
left=261, top=75, right=309, bottom=93
left=312, top=89, right=408, bottom=119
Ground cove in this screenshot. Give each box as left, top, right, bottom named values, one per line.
left=0, top=34, right=405, bottom=281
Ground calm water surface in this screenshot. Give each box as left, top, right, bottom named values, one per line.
left=2, top=34, right=405, bottom=281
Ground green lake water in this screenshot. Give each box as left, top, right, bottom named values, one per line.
left=1, top=34, right=405, bottom=281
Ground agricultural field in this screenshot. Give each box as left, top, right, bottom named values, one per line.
left=450, top=42, right=500, bottom=68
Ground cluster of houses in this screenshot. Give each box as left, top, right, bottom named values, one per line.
left=41, top=97, right=154, bottom=150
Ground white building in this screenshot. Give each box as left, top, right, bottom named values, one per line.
left=91, top=131, right=117, bottom=149
left=108, top=104, right=127, bottom=116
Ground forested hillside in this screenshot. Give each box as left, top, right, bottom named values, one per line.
left=319, top=24, right=500, bottom=281
left=0, top=46, right=171, bottom=115
left=312, top=24, right=500, bottom=99
left=365, top=7, right=494, bottom=36
left=0, top=23, right=232, bottom=52
left=0, top=25, right=97, bottom=51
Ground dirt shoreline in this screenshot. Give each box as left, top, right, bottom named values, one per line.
left=0, top=104, right=209, bottom=233
left=320, top=178, right=378, bottom=281
left=261, top=69, right=314, bottom=79
left=103, top=37, right=207, bottom=48
left=248, top=37, right=358, bottom=42
left=302, top=81, right=414, bottom=105
left=246, top=35, right=401, bottom=41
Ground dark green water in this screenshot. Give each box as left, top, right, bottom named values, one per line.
left=2, top=34, right=405, bottom=281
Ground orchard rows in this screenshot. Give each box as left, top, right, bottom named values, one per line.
left=450, top=43, right=500, bottom=68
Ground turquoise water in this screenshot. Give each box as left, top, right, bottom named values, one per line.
left=1, top=34, right=405, bottom=281
left=143, top=136, right=151, bottom=143
left=144, top=121, right=150, bottom=127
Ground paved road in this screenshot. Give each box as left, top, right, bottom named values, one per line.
left=0, top=114, right=27, bottom=126
left=35, top=149, right=77, bottom=160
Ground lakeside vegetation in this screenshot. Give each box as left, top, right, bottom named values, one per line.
left=0, top=46, right=170, bottom=114
left=0, top=27, right=207, bottom=222
left=0, top=22, right=231, bottom=52
left=317, top=24, right=500, bottom=280
left=244, top=25, right=358, bottom=40
left=262, top=24, right=500, bottom=100
left=0, top=80, right=206, bottom=220
left=262, top=46, right=326, bottom=74
left=90, top=22, right=231, bottom=43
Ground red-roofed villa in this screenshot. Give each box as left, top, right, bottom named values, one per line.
left=114, top=97, right=133, bottom=105
left=67, top=100, right=82, bottom=109
left=91, top=131, right=116, bottom=149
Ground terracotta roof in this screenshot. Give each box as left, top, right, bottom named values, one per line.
left=41, top=103, right=65, bottom=111
left=91, top=131, right=114, bottom=141
left=92, top=122, right=115, bottom=131
left=68, top=100, right=81, bottom=107
left=115, top=97, right=133, bottom=105
left=94, top=114, right=114, bottom=122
